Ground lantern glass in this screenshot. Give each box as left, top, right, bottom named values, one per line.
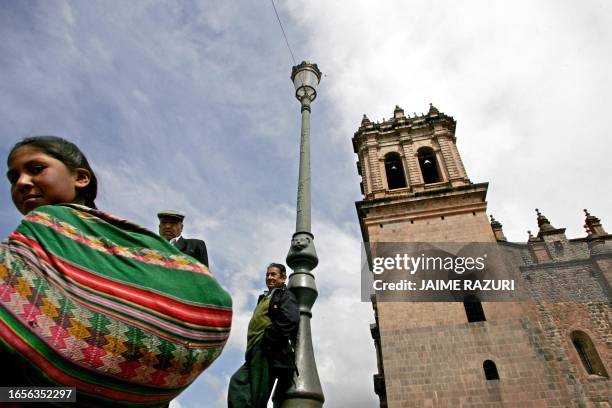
left=292, top=63, right=321, bottom=101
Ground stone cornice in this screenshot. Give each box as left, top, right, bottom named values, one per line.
left=355, top=183, right=489, bottom=242
left=356, top=182, right=488, bottom=210
left=352, top=110, right=456, bottom=153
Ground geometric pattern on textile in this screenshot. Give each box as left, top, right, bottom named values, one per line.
left=0, top=204, right=232, bottom=406
left=25, top=210, right=211, bottom=276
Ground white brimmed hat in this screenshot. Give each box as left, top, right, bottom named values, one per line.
left=157, top=210, right=185, bottom=221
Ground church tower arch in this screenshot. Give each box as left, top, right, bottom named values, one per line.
left=383, top=152, right=407, bottom=190
left=417, top=146, right=441, bottom=184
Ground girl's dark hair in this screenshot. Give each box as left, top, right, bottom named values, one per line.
left=8, top=136, right=98, bottom=208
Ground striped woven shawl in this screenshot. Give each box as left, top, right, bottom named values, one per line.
left=0, top=204, right=232, bottom=406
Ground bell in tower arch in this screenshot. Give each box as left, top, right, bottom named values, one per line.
left=384, top=152, right=407, bottom=189
left=417, top=147, right=441, bottom=184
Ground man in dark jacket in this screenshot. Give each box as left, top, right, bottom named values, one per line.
left=157, top=210, right=209, bottom=267
left=228, top=263, right=299, bottom=408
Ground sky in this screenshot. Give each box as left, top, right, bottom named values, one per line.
left=0, top=1, right=610, bottom=407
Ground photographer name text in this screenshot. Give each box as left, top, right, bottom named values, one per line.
left=373, top=279, right=515, bottom=291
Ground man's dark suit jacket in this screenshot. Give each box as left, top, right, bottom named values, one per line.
left=175, top=237, right=209, bottom=267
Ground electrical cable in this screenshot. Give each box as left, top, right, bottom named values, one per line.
left=270, top=0, right=297, bottom=66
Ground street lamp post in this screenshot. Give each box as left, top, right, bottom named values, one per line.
left=279, top=61, right=324, bottom=407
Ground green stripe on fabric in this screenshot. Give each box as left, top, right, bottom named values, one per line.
left=16, top=206, right=231, bottom=308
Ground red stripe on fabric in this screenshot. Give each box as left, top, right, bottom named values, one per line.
left=65, top=285, right=230, bottom=346
left=0, top=319, right=177, bottom=403
left=10, top=233, right=231, bottom=327
left=71, top=290, right=229, bottom=342
left=8, top=235, right=229, bottom=347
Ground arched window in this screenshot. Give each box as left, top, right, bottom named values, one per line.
left=464, top=295, right=486, bottom=322
left=483, top=360, right=499, bottom=380
left=384, top=152, right=407, bottom=190
left=417, top=147, right=441, bottom=184
left=571, top=331, right=608, bottom=377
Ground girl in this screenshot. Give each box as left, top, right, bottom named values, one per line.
left=7, top=136, right=98, bottom=215
left=1, top=137, right=232, bottom=407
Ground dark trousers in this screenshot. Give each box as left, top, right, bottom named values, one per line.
left=228, top=341, right=291, bottom=408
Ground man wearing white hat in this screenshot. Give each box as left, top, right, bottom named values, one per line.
left=157, top=210, right=209, bottom=267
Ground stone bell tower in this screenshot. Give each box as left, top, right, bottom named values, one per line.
left=353, top=103, right=494, bottom=244
left=353, top=104, right=498, bottom=407
left=353, top=105, right=611, bottom=407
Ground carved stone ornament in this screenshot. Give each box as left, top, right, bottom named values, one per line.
left=291, top=234, right=312, bottom=250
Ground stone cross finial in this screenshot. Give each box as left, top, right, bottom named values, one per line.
left=489, top=215, right=506, bottom=241
left=490, top=214, right=501, bottom=227
left=583, top=208, right=607, bottom=236
left=535, top=208, right=555, bottom=231
left=394, top=105, right=404, bottom=119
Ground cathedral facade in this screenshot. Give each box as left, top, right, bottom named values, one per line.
left=352, top=105, right=611, bottom=407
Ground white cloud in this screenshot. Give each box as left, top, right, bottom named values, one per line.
left=169, top=399, right=185, bottom=408
left=96, top=157, right=377, bottom=406
left=1, top=1, right=610, bottom=407
left=287, top=0, right=612, bottom=241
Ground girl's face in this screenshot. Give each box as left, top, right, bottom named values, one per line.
left=7, top=145, right=91, bottom=215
